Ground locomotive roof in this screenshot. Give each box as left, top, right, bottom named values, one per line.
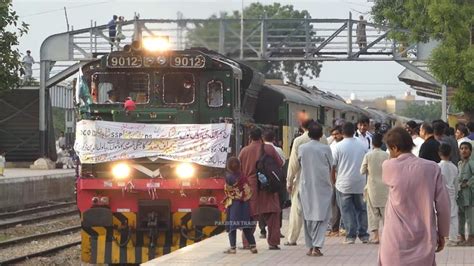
left=364, top=107, right=395, bottom=122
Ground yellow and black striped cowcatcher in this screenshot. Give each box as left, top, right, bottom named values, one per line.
left=81, top=212, right=225, bottom=264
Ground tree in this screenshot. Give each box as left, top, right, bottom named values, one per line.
left=401, top=102, right=442, bottom=122
left=371, top=0, right=474, bottom=121
left=0, top=0, right=29, bottom=94
left=187, top=3, right=322, bottom=84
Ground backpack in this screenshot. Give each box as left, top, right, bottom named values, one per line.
left=256, top=144, right=283, bottom=193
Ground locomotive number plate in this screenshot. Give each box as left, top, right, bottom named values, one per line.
left=170, top=55, right=205, bottom=68
left=107, top=55, right=143, bottom=68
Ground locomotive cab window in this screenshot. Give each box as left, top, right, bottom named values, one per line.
left=207, top=80, right=224, bottom=107
left=93, top=73, right=149, bottom=104
left=163, top=72, right=195, bottom=105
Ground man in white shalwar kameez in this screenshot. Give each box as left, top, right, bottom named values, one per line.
left=297, top=123, right=333, bottom=256
left=286, top=119, right=327, bottom=245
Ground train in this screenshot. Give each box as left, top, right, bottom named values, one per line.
left=74, top=39, right=389, bottom=264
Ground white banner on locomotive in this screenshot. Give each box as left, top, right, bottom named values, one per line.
left=75, top=120, right=233, bottom=168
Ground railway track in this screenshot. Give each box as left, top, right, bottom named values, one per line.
left=0, top=240, right=81, bottom=265
left=0, top=204, right=78, bottom=230
left=0, top=204, right=82, bottom=265
left=0, top=225, right=81, bottom=248
left=0, top=201, right=76, bottom=220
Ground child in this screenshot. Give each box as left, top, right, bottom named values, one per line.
left=223, top=157, right=257, bottom=254
left=360, top=133, right=389, bottom=244
left=438, top=143, right=459, bottom=246
left=0, top=151, right=5, bottom=177
left=457, top=141, right=474, bottom=246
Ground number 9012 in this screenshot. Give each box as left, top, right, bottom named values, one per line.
left=171, top=55, right=205, bottom=68
left=108, top=56, right=142, bottom=67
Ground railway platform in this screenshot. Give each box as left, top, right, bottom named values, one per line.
left=144, top=213, right=472, bottom=266
left=0, top=168, right=75, bottom=211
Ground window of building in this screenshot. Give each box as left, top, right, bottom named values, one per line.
left=162, top=72, right=195, bottom=105
left=207, top=80, right=224, bottom=107
left=93, top=72, right=149, bottom=104
left=66, top=109, right=72, bottom=122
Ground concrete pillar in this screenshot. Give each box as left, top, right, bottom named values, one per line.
left=39, top=60, right=49, bottom=156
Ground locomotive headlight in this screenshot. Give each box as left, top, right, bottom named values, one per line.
left=176, top=163, right=195, bottom=179
left=143, top=36, right=170, bottom=52
left=111, top=163, right=131, bottom=180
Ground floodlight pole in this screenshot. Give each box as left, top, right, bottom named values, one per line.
left=240, top=0, right=244, bottom=60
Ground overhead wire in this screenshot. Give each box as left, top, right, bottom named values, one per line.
left=19, top=1, right=110, bottom=18
left=315, top=80, right=404, bottom=86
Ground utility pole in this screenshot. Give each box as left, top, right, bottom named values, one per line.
left=64, top=7, right=70, bottom=31
left=441, top=84, right=447, bottom=122
left=177, top=12, right=183, bottom=50
left=240, top=0, right=244, bottom=60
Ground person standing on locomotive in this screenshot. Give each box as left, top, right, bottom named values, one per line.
left=107, top=15, right=118, bottom=51
left=239, top=128, right=283, bottom=250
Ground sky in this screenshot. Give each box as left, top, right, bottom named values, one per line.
left=12, top=0, right=416, bottom=100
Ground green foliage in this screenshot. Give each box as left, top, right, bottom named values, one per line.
left=0, top=1, right=29, bottom=94
left=52, top=107, right=66, bottom=137
left=401, top=102, right=442, bottom=122
left=371, top=0, right=474, bottom=120
left=187, top=3, right=322, bottom=84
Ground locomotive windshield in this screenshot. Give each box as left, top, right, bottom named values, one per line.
left=162, top=72, right=195, bottom=104
left=93, top=72, right=150, bottom=103
left=207, top=80, right=224, bottom=107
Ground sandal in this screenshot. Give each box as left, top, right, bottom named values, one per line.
left=306, top=248, right=314, bottom=256
left=368, top=239, right=380, bottom=244
left=284, top=242, right=297, bottom=246
left=223, top=248, right=236, bottom=254
left=250, top=247, right=258, bottom=254
left=311, top=248, right=323, bottom=257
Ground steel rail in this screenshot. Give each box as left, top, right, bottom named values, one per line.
left=0, top=225, right=81, bottom=248
left=0, top=241, right=81, bottom=265
left=0, top=202, right=75, bottom=220
left=0, top=209, right=79, bottom=230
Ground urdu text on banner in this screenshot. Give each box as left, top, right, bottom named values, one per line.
left=74, top=120, right=233, bottom=168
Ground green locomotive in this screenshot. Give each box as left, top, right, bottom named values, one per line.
left=74, top=39, right=365, bottom=264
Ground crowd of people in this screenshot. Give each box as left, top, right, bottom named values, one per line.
left=222, top=116, right=474, bottom=264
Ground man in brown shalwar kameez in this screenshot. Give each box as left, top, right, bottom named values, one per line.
left=239, top=128, right=284, bottom=250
